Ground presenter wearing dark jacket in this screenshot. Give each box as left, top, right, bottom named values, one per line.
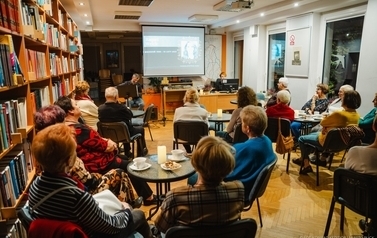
left=117, top=73, right=144, bottom=110
left=28, top=123, right=153, bottom=238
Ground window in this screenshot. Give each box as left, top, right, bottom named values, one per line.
left=322, top=16, right=364, bottom=99
left=267, top=33, right=286, bottom=93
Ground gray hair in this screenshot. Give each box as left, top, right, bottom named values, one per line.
left=277, top=90, right=291, bottom=104
left=340, top=84, right=354, bottom=92
left=105, top=87, right=118, bottom=99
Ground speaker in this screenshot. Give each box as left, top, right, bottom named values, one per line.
left=151, top=107, right=158, bottom=120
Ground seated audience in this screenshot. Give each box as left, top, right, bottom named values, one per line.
left=265, top=77, right=290, bottom=108
left=28, top=123, right=153, bottom=238
left=265, top=90, right=294, bottom=121
left=216, top=86, right=258, bottom=143
left=173, top=88, right=209, bottom=153
left=118, top=73, right=144, bottom=110
left=98, top=87, right=147, bottom=157
left=74, top=80, right=99, bottom=130
left=55, top=96, right=157, bottom=205
left=358, top=93, right=377, bottom=144
left=294, top=90, right=361, bottom=174
left=345, top=114, right=377, bottom=236
left=33, top=105, right=141, bottom=206
left=224, top=105, right=276, bottom=197
left=154, top=136, right=244, bottom=235
left=291, top=83, right=330, bottom=140
left=326, top=84, right=354, bottom=114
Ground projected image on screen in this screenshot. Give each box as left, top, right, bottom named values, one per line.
left=142, top=25, right=205, bottom=76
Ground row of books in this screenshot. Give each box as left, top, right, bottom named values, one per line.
left=52, top=79, right=70, bottom=102
left=50, top=54, right=71, bottom=76
left=0, top=99, right=27, bottom=152
left=19, top=3, right=43, bottom=32
left=0, top=35, right=24, bottom=88
left=0, top=0, right=20, bottom=33
left=0, top=144, right=32, bottom=208
left=30, top=86, right=50, bottom=114
left=26, top=49, right=47, bottom=80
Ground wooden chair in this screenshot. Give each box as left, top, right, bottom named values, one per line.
left=304, top=126, right=365, bottom=186
left=324, top=168, right=377, bottom=237
left=243, top=155, right=278, bottom=227
left=165, top=218, right=257, bottom=238
left=97, top=121, right=142, bottom=159
left=132, top=104, right=155, bottom=141
left=264, top=117, right=292, bottom=172
left=173, top=121, right=209, bottom=151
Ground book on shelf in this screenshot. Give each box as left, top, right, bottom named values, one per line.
left=0, top=34, right=22, bottom=86
left=5, top=148, right=28, bottom=193
left=0, top=158, right=21, bottom=199
left=0, top=165, right=15, bottom=207
left=15, top=97, right=27, bottom=129
left=0, top=44, right=14, bottom=87
left=0, top=104, right=10, bottom=150
left=0, top=0, right=10, bottom=30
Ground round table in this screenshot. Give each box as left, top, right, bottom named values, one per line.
left=208, top=113, right=232, bottom=131
left=230, top=100, right=237, bottom=105
left=131, top=110, right=145, bottom=118
left=127, top=154, right=195, bottom=220
left=293, top=117, right=322, bottom=135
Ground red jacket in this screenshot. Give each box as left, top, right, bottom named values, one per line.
left=266, top=103, right=295, bottom=122
left=28, top=219, right=88, bottom=238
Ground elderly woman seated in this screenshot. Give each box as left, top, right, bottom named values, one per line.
left=294, top=90, right=361, bottom=174
left=154, top=136, right=245, bottom=236
left=265, top=90, right=294, bottom=121
left=28, top=123, right=153, bottom=238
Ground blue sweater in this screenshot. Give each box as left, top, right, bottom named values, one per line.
left=225, top=135, right=275, bottom=199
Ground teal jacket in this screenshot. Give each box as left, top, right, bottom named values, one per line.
left=359, top=107, right=377, bottom=128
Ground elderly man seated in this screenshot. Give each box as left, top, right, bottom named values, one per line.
left=265, top=90, right=294, bottom=121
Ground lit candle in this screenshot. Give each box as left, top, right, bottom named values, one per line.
left=199, top=89, right=203, bottom=95
left=217, top=109, right=223, bottom=118
left=157, top=146, right=167, bottom=164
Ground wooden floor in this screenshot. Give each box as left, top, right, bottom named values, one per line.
left=137, top=115, right=364, bottom=237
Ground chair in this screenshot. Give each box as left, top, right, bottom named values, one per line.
left=97, top=121, right=142, bottom=159
left=132, top=104, right=154, bottom=141
left=264, top=117, right=292, bottom=172
left=304, top=126, right=365, bottom=186
left=232, top=124, right=248, bottom=144
left=323, top=168, right=377, bottom=237
left=165, top=218, right=258, bottom=238
left=243, top=155, right=278, bottom=227
left=173, top=121, right=209, bottom=151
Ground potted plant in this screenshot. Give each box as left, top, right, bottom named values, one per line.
left=148, top=77, right=162, bottom=93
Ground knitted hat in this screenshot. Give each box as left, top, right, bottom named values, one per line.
left=279, top=77, right=289, bottom=87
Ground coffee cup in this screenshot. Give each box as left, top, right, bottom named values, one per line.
left=133, top=157, right=147, bottom=169
left=171, top=149, right=184, bottom=160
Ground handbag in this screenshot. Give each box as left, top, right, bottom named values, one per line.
left=93, top=190, right=124, bottom=215
left=275, top=118, right=294, bottom=154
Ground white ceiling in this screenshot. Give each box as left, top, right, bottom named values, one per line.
left=60, top=0, right=366, bottom=35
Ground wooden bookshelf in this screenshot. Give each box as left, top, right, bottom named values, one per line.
left=0, top=0, right=83, bottom=234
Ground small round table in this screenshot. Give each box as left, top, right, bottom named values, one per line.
left=127, top=154, right=195, bottom=220
left=208, top=113, right=232, bottom=131
left=293, top=117, right=321, bottom=135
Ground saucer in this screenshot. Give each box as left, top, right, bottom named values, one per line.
left=167, top=155, right=187, bottom=162
left=130, top=163, right=151, bottom=171
left=161, top=162, right=182, bottom=171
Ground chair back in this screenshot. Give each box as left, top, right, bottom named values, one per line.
left=245, top=155, right=278, bottom=209
left=165, top=218, right=257, bottom=238
left=18, top=206, right=33, bottom=231
left=265, top=117, right=291, bottom=143
left=333, top=168, right=377, bottom=219
left=173, top=121, right=209, bottom=146
left=97, top=121, right=132, bottom=144
left=322, top=126, right=364, bottom=153
left=233, top=124, right=248, bottom=144
left=143, top=104, right=154, bottom=124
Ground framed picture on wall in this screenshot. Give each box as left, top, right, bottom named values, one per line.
left=106, top=50, right=119, bottom=68
left=285, top=27, right=311, bottom=77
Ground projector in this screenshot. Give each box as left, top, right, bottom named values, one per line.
left=231, top=1, right=252, bottom=10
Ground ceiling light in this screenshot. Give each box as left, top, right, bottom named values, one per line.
left=86, top=21, right=90, bottom=24
left=79, top=2, right=84, bottom=6
left=84, top=14, right=87, bottom=17
left=237, top=20, right=240, bottom=23
left=294, top=3, right=299, bottom=7
left=260, top=13, right=264, bottom=16
left=188, top=14, right=218, bottom=23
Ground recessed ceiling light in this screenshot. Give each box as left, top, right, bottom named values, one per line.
left=86, top=21, right=90, bottom=24
left=294, top=3, right=299, bottom=7
left=236, top=20, right=240, bottom=23
left=260, top=13, right=264, bottom=17
left=84, top=14, right=87, bottom=17
left=79, top=2, right=84, bottom=6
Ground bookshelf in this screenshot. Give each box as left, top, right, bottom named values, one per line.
left=0, top=0, right=82, bottom=235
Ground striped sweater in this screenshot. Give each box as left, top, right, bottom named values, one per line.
left=28, top=172, right=132, bottom=237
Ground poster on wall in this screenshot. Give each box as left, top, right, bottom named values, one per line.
left=285, top=27, right=311, bottom=77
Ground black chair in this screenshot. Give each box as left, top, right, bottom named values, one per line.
left=232, top=124, right=248, bottom=144
left=324, top=168, right=377, bottom=237
left=243, top=155, right=278, bottom=227
left=132, top=104, right=155, bottom=141
left=304, top=126, right=365, bottom=186
left=173, top=121, right=209, bottom=151
left=165, top=218, right=257, bottom=238
left=97, top=121, right=142, bottom=159
left=264, top=117, right=292, bottom=172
